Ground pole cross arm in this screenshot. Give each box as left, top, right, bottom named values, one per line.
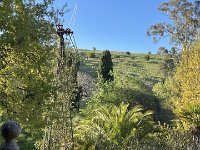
left=65, top=28, right=74, bottom=35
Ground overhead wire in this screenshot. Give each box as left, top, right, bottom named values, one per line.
left=67, top=1, right=78, bottom=52
left=69, top=35, right=77, bottom=49
left=68, top=1, right=78, bottom=29
left=72, top=2, right=78, bottom=27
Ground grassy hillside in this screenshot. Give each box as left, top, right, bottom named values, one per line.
left=78, top=49, right=164, bottom=86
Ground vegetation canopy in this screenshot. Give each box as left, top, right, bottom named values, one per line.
left=0, top=0, right=199, bottom=149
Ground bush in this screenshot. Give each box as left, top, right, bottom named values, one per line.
left=144, top=54, right=150, bottom=61
left=88, top=51, right=96, bottom=58
left=75, top=103, right=154, bottom=149
left=138, top=126, right=197, bottom=150
left=126, top=51, right=131, bottom=55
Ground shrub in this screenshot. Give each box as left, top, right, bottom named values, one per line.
left=75, top=103, right=154, bottom=149
left=88, top=51, right=96, bottom=58
left=144, top=54, right=150, bottom=61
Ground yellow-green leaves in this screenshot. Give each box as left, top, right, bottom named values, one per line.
left=174, top=41, right=200, bottom=128
left=0, top=0, right=57, bottom=130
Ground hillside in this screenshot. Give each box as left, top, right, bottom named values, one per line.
left=78, top=49, right=163, bottom=85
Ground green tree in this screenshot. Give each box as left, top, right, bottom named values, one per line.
left=98, top=50, right=114, bottom=82
left=147, top=0, right=200, bottom=49
left=0, top=0, right=60, bottom=129
left=0, top=0, right=78, bottom=149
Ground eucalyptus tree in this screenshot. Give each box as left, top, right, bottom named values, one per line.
left=147, top=0, right=200, bottom=50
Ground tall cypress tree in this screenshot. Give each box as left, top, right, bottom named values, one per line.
left=98, top=50, right=114, bottom=82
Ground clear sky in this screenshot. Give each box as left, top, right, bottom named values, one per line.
left=59, top=0, right=174, bottom=53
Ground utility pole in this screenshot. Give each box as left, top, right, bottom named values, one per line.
left=56, top=24, right=73, bottom=73
left=56, top=24, right=75, bottom=150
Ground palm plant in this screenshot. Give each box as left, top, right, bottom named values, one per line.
left=74, top=103, right=154, bottom=149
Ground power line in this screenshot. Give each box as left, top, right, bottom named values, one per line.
left=69, top=1, right=78, bottom=29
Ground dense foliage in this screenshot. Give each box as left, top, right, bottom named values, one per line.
left=0, top=0, right=199, bottom=149
left=75, top=103, right=154, bottom=149
left=0, top=0, right=58, bottom=130
left=0, top=0, right=77, bottom=149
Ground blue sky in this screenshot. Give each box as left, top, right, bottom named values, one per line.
left=59, top=0, right=174, bottom=53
